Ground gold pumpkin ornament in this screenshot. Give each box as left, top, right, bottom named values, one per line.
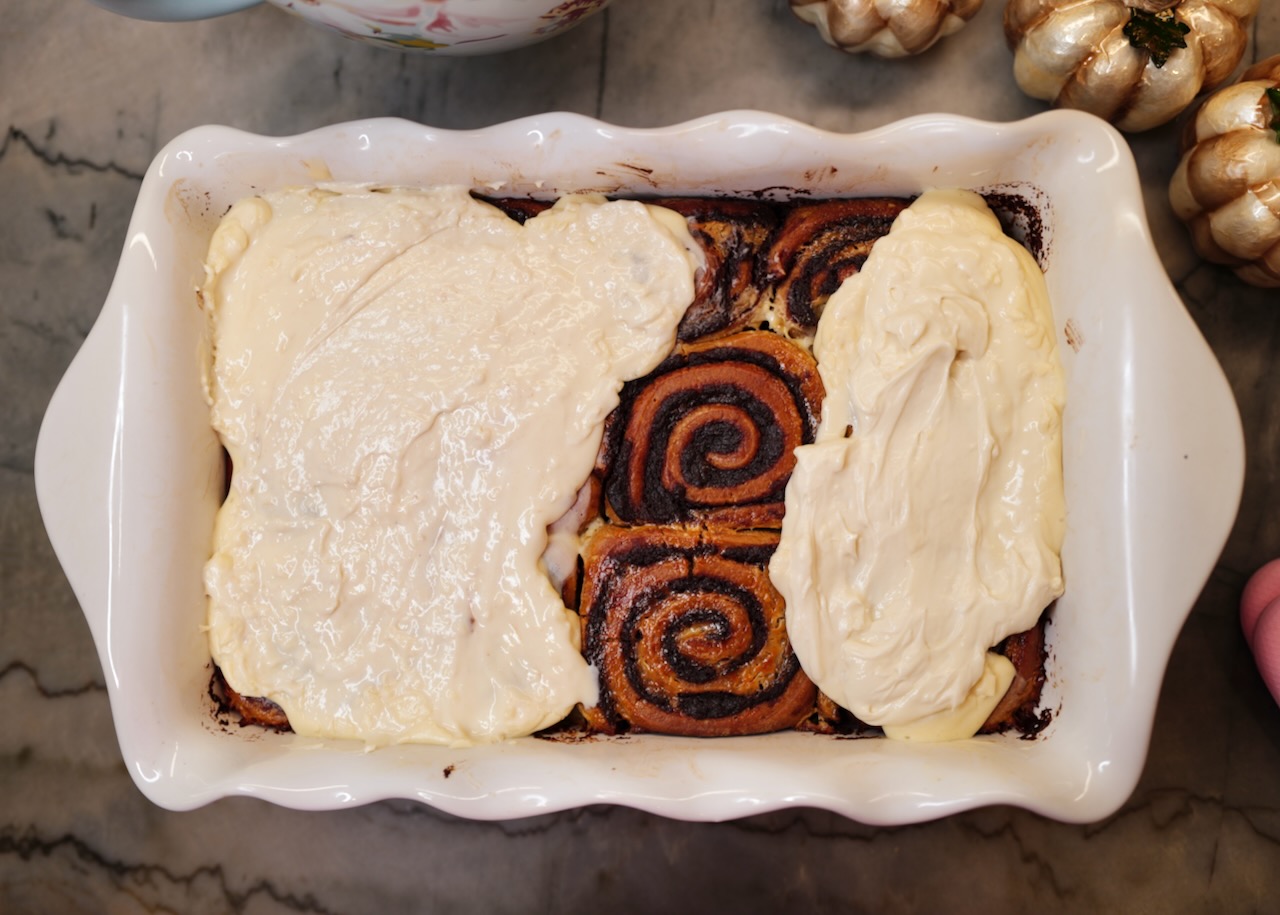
left=1169, top=56, right=1280, bottom=288
left=789, top=0, right=984, bottom=58
left=1004, top=0, right=1258, bottom=132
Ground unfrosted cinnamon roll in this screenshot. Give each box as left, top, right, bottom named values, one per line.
left=580, top=525, right=816, bottom=736
left=599, top=330, right=823, bottom=529
left=764, top=197, right=908, bottom=332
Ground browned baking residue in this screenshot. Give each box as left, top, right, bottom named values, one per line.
left=802, top=165, right=839, bottom=182
left=981, top=190, right=1048, bottom=269
left=601, top=162, right=659, bottom=187
left=1064, top=319, right=1083, bottom=352
left=533, top=727, right=602, bottom=744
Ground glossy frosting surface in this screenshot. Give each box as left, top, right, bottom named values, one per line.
left=201, top=185, right=698, bottom=745
left=771, top=189, right=1066, bottom=738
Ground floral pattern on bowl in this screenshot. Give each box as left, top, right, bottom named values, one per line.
left=276, top=0, right=612, bottom=53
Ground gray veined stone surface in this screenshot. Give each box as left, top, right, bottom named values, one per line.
left=3, top=0, right=1280, bottom=911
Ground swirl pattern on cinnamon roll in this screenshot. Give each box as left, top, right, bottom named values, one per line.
left=600, top=330, right=824, bottom=529
left=580, top=526, right=816, bottom=736
left=647, top=198, right=779, bottom=342
left=764, top=197, right=909, bottom=332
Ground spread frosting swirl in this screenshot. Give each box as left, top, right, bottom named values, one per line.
left=769, top=189, right=1066, bottom=741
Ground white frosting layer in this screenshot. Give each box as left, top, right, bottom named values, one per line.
left=770, top=189, right=1065, bottom=739
left=202, top=186, right=698, bottom=746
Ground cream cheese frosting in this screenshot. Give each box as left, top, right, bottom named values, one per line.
left=201, top=185, right=699, bottom=746
left=769, top=188, right=1066, bottom=741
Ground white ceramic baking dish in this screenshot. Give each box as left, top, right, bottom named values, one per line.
left=34, top=111, right=1243, bottom=823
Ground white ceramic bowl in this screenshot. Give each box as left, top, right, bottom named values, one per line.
left=35, top=112, right=1243, bottom=823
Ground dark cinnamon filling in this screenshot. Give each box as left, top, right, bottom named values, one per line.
left=601, top=330, right=823, bottom=528
left=764, top=198, right=909, bottom=330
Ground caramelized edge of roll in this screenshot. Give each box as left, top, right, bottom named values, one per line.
left=979, top=612, right=1052, bottom=736
left=212, top=666, right=292, bottom=731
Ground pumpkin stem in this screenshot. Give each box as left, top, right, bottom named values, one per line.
left=1123, top=7, right=1189, bottom=69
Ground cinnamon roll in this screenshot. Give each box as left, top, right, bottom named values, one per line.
left=798, top=691, right=874, bottom=736
left=797, top=618, right=1051, bottom=736
left=214, top=668, right=291, bottom=730
left=600, top=330, right=824, bottom=529
left=764, top=197, right=909, bottom=332
left=647, top=197, right=779, bottom=342
left=979, top=616, right=1051, bottom=735
left=580, top=525, right=816, bottom=737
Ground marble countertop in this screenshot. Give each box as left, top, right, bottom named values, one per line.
left=4, top=1, right=1280, bottom=911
